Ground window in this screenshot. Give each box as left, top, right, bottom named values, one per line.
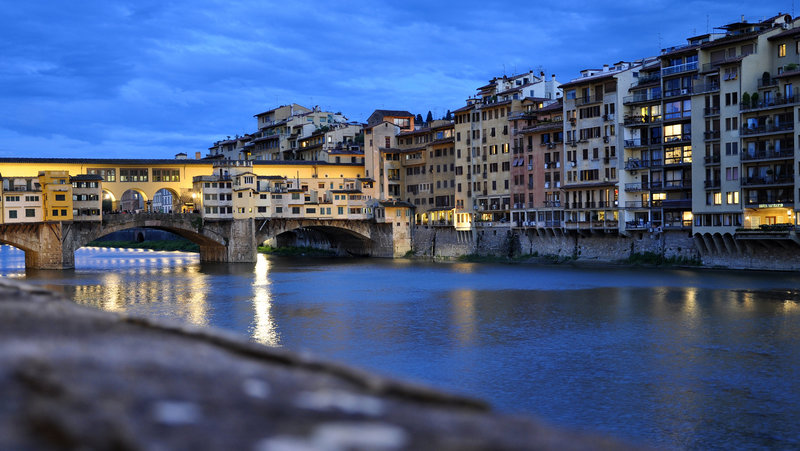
left=726, top=191, right=739, bottom=204
left=25, top=209, right=35, bottom=217
left=119, top=168, right=149, bottom=182
left=779, top=43, right=787, bottom=58
left=152, top=169, right=180, bottom=182
left=8, top=210, right=17, bottom=219
left=55, top=194, right=66, bottom=201
left=52, top=209, right=58, bottom=217
left=87, top=168, right=116, bottom=182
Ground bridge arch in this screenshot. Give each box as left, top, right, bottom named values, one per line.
left=120, top=189, right=148, bottom=213
left=256, top=219, right=375, bottom=256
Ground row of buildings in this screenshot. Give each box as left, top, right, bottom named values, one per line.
left=1, top=171, right=102, bottom=224
left=353, top=12, right=800, bottom=237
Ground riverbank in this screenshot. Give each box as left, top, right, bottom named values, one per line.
left=257, top=245, right=337, bottom=257
left=0, top=278, right=636, bottom=450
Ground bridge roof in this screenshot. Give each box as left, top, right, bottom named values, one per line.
left=0, top=158, right=362, bottom=167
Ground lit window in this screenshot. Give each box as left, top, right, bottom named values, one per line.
left=779, top=43, right=787, bottom=58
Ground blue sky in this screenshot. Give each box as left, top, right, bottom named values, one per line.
left=0, top=1, right=788, bottom=159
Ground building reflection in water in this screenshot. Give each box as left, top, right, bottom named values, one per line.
left=449, top=289, right=477, bottom=345
left=251, top=254, right=280, bottom=347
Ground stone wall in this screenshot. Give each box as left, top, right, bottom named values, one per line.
left=698, top=240, right=800, bottom=271
left=411, top=226, right=700, bottom=264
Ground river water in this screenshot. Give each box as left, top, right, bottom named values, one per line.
left=2, top=245, right=799, bottom=449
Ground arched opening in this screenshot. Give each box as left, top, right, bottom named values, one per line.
left=81, top=223, right=228, bottom=259
left=102, top=189, right=116, bottom=213
left=152, top=188, right=181, bottom=214
left=261, top=226, right=371, bottom=257
left=120, top=189, right=148, bottom=213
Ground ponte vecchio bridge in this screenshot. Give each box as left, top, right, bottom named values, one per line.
left=0, top=158, right=411, bottom=268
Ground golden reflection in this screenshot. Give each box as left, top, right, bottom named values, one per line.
left=184, top=277, right=209, bottom=327
left=683, top=287, right=698, bottom=318
left=781, top=299, right=799, bottom=314
left=252, top=254, right=280, bottom=346
left=101, top=272, right=124, bottom=312
left=450, top=289, right=477, bottom=345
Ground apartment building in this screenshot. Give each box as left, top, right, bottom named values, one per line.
left=193, top=160, right=373, bottom=222
left=70, top=174, right=103, bottom=221
left=363, top=110, right=415, bottom=201
left=39, top=171, right=73, bottom=222
left=509, top=98, right=564, bottom=228
left=1, top=176, right=42, bottom=223
left=561, top=63, right=634, bottom=233
left=691, top=13, right=798, bottom=236
left=453, top=72, right=562, bottom=228
left=392, top=120, right=456, bottom=225
left=207, top=104, right=350, bottom=161
left=295, top=122, right=363, bottom=162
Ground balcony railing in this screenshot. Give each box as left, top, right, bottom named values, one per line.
left=704, top=130, right=720, bottom=141
left=704, top=179, right=721, bottom=189
left=624, top=158, right=650, bottom=170
left=741, top=95, right=800, bottom=111
left=742, top=175, right=795, bottom=186
left=704, top=107, right=720, bottom=116
left=664, top=134, right=691, bottom=144
left=663, top=181, right=691, bottom=189
left=740, top=123, right=795, bottom=136
left=623, top=115, right=662, bottom=126
left=693, top=82, right=720, bottom=94
left=757, top=77, right=779, bottom=88
left=624, top=182, right=650, bottom=191
left=662, top=61, right=698, bottom=76
left=576, top=94, right=604, bottom=106
left=661, top=199, right=692, bottom=209
left=704, top=154, right=721, bottom=164
left=623, top=92, right=662, bottom=105
left=741, top=147, right=794, bottom=161
left=625, top=201, right=651, bottom=208
left=625, top=220, right=651, bottom=229
left=631, top=74, right=661, bottom=88
left=664, top=87, right=694, bottom=98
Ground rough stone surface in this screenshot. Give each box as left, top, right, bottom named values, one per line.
left=0, top=280, right=643, bottom=450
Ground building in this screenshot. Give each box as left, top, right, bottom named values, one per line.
left=70, top=174, right=103, bottom=221
left=561, top=62, right=636, bottom=233
left=39, top=171, right=73, bottom=222
left=363, top=110, right=415, bottom=201
left=509, top=98, right=564, bottom=228
left=1, top=176, right=42, bottom=223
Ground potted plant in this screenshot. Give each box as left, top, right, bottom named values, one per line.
left=741, top=92, right=751, bottom=108
left=751, top=92, right=760, bottom=107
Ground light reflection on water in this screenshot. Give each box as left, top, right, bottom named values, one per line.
left=2, top=244, right=800, bottom=449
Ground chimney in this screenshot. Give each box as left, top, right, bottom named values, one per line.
left=175, top=153, right=187, bottom=160
left=603, top=64, right=609, bottom=72
left=195, top=152, right=201, bottom=160
left=551, top=74, right=556, bottom=81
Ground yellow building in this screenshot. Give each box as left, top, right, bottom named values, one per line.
left=39, top=171, right=73, bottom=222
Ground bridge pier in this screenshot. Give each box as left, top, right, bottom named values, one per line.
left=199, top=218, right=257, bottom=263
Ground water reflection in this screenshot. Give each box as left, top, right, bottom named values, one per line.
left=251, top=254, right=280, bottom=346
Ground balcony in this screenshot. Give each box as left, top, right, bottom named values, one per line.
left=693, top=82, right=720, bottom=94
left=740, top=123, right=794, bottom=137
left=624, top=182, right=649, bottom=192
left=664, top=87, right=694, bottom=98
left=624, top=158, right=650, bottom=170
left=704, top=130, right=720, bottom=141
left=576, top=94, right=604, bottom=106
left=704, top=107, right=720, bottom=117
left=704, top=154, right=720, bottom=165
left=663, top=181, right=691, bottom=190
left=741, top=175, right=795, bottom=187
left=741, top=94, right=800, bottom=112
left=625, top=201, right=650, bottom=208
left=662, top=61, right=698, bottom=76
left=623, top=92, right=662, bottom=105
left=664, top=134, right=692, bottom=145
left=623, top=115, right=662, bottom=127
left=743, top=198, right=794, bottom=208
left=631, top=74, right=661, bottom=88
left=757, top=77, right=779, bottom=89
left=704, top=179, right=721, bottom=189
left=661, top=199, right=692, bottom=209
left=624, top=139, right=645, bottom=149
left=741, top=147, right=794, bottom=161
left=625, top=220, right=652, bottom=230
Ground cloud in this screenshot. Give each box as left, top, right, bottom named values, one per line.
left=0, top=0, right=787, bottom=159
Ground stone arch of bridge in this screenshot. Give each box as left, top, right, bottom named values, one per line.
left=104, top=184, right=194, bottom=213
left=257, top=222, right=373, bottom=255
left=76, top=217, right=228, bottom=253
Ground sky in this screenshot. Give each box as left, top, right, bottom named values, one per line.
left=0, top=1, right=790, bottom=159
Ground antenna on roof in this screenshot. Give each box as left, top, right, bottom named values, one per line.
left=706, top=15, right=709, bottom=33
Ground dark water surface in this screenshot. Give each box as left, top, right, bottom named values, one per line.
left=2, top=245, right=799, bottom=449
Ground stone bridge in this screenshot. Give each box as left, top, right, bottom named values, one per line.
left=0, top=213, right=401, bottom=269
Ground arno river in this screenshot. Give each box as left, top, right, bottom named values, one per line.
left=2, top=245, right=799, bottom=449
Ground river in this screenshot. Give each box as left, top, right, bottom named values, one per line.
left=2, top=245, right=799, bottom=449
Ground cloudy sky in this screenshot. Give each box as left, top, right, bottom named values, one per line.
left=0, top=1, right=788, bottom=159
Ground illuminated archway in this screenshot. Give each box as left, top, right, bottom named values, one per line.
left=120, top=189, right=148, bottom=213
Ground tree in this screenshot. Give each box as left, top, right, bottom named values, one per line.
left=444, top=110, right=452, bottom=121
left=415, top=114, right=424, bottom=124
left=426, top=111, right=433, bottom=123
left=741, top=92, right=751, bottom=109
